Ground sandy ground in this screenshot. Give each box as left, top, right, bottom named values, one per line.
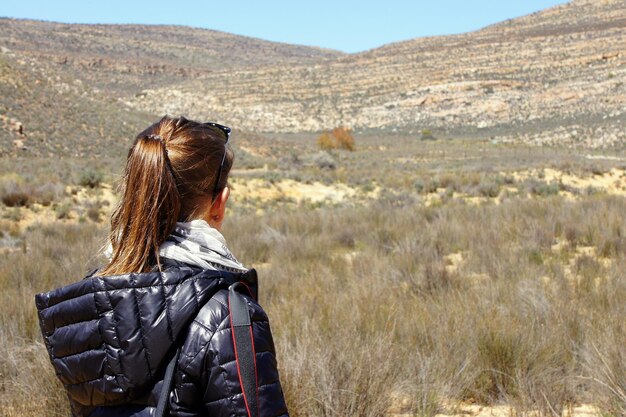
left=388, top=394, right=600, bottom=417
left=393, top=403, right=600, bottom=417
left=513, top=167, right=626, bottom=197
left=422, top=167, right=626, bottom=207
left=2, top=167, right=624, bottom=235
left=231, top=178, right=358, bottom=204
left=4, top=183, right=116, bottom=231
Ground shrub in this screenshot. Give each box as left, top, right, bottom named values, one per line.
left=86, top=201, right=103, bottom=223
left=2, top=191, right=31, bottom=207
left=590, top=165, right=607, bottom=176
left=526, top=179, right=560, bottom=196
left=1, top=176, right=65, bottom=207
left=0, top=174, right=31, bottom=207
left=477, top=180, right=501, bottom=198
left=3, top=207, right=23, bottom=222
left=317, top=132, right=335, bottom=151
left=332, top=126, right=355, bottom=151
left=421, top=129, right=436, bottom=140
left=414, top=178, right=439, bottom=194
left=310, top=151, right=336, bottom=170
left=317, top=126, right=355, bottom=151
left=33, top=183, right=66, bottom=206
left=79, top=169, right=103, bottom=188
left=54, top=203, right=72, bottom=219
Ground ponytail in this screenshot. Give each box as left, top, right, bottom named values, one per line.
left=98, top=116, right=233, bottom=276
left=99, top=133, right=181, bottom=275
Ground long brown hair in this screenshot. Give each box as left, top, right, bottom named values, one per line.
left=98, top=116, right=234, bottom=276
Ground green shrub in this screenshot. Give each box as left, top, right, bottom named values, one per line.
left=421, top=129, right=435, bottom=140
left=526, top=179, right=560, bottom=196
left=79, top=170, right=103, bottom=188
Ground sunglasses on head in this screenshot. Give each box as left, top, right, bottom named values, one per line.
left=203, top=122, right=231, bottom=200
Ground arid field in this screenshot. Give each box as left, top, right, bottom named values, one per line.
left=1, top=134, right=625, bottom=417
left=1, top=0, right=625, bottom=414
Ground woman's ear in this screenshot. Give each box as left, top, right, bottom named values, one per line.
left=207, top=186, right=230, bottom=229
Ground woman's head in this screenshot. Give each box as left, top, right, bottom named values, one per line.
left=99, top=115, right=234, bottom=275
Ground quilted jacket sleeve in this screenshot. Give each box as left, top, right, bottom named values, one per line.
left=169, top=289, right=289, bottom=417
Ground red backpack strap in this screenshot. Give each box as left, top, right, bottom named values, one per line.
left=228, top=282, right=259, bottom=417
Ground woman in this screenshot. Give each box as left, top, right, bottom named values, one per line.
left=35, top=116, right=289, bottom=417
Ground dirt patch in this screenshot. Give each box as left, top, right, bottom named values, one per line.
left=0, top=183, right=116, bottom=232
left=549, top=239, right=612, bottom=286
left=389, top=399, right=600, bottom=417
left=513, top=167, right=626, bottom=197
left=231, top=178, right=362, bottom=204
left=444, top=252, right=465, bottom=274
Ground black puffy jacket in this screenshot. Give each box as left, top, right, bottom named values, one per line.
left=35, top=258, right=289, bottom=417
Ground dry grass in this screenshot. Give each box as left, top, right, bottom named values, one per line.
left=1, top=137, right=625, bottom=416
left=225, top=195, right=625, bottom=416
left=0, top=223, right=105, bottom=415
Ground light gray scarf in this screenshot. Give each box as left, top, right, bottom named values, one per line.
left=158, top=220, right=248, bottom=272
left=103, top=219, right=247, bottom=273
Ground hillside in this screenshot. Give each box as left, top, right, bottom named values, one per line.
left=1, top=0, right=625, bottom=155
left=0, top=19, right=343, bottom=156
left=0, top=18, right=342, bottom=93
left=0, top=48, right=155, bottom=157
left=128, top=0, right=625, bottom=147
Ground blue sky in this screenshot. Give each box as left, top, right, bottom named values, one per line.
left=2, top=0, right=568, bottom=53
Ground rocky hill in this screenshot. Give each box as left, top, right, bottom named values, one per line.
left=0, top=47, right=155, bottom=157
left=0, top=19, right=342, bottom=156
left=128, top=0, right=625, bottom=147
left=0, top=18, right=342, bottom=93
left=1, top=0, right=625, bottom=155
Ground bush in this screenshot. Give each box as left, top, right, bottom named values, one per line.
left=0, top=174, right=66, bottom=207
left=0, top=174, right=31, bottom=207
left=477, top=180, right=501, bottom=198
left=54, top=203, right=72, bottom=219
left=317, top=126, right=355, bottom=151
left=414, top=178, right=439, bottom=194
left=332, top=126, right=355, bottom=151
left=33, top=183, right=66, bottom=206
left=86, top=201, right=103, bottom=223
left=421, top=129, right=436, bottom=140
left=310, top=151, right=336, bottom=170
left=79, top=169, right=103, bottom=188
left=2, top=207, right=23, bottom=222
left=525, top=179, right=560, bottom=197
left=2, top=191, right=31, bottom=207
left=317, top=132, right=335, bottom=151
